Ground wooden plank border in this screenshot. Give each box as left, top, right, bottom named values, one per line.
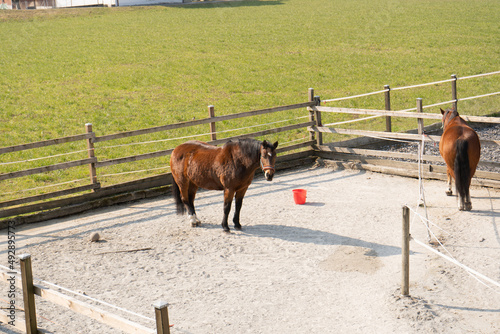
left=0, top=174, right=172, bottom=219
left=0, top=184, right=100, bottom=209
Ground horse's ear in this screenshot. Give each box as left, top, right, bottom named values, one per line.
left=440, top=108, right=445, bottom=115
left=262, top=140, right=268, bottom=146
left=273, top=141, right=278, bottom=149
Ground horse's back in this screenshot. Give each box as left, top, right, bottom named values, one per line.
left=440, top=119, right=480, bottom=175
left=170, top=141, right=225, bottom=190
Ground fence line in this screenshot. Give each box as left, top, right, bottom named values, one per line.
left=459, top=70, right=500, bottom=80
left=459, top=91, right=500, bottom=101
left=0, top=133, right=93, bottom=155
left=0, top=257, right=170, bottom=334
left=413, top=237, right=500, bottom=293
left=0, top=149, right=90, bottom=166
left=322, top=70, right=500, bottom=104
left=401, top=205, right=500, bottom=297
left=322, top=89, right=389, bottom=103
left=391, top=78, right=455, bottom=92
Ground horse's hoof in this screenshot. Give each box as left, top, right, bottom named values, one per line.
left=223, top=229, right=231, bottom=233
left=189, top=215, right=201, bottom=227
left=234, top=223, right=242, bottom=230
left=445, top=190, right=453, bottom=196
left=465, top=203, right=472, bottom=211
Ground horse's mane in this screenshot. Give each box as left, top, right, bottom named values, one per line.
left=443, top=108, right=459, bottom=123
left=225, top=138, right=261, bottom=160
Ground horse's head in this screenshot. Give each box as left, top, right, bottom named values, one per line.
left=260, top=140, right=278, bottom=181
left=440, top=108, right=459, bottom=129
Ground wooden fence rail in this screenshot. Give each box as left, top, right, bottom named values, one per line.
left=313, top=106, right=500, bottom=123
left=0, top=133, right=94, bottom=155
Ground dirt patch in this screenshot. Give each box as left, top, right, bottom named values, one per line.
left=319, top=245, right=383, bottom=274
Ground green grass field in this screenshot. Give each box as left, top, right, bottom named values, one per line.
left=1, top=0, right=499, bottom=199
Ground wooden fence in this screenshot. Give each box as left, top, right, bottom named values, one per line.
left=309, top=72, right=500, bottom=188
left=0, top=254, right=170, bottom=333
left=1, top=72, right=499, bottom=227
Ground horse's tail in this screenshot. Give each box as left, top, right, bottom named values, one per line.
left=171, top=180, right=186, bottom=215
left=454, top=139, right=470, bottom=200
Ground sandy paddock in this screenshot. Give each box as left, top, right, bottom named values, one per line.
left=1, top=165, right=499, bottom=333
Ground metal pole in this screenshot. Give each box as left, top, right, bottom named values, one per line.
left=451, top=74, right=458, bottom=112
left=384, top=85, right=391, bottom=132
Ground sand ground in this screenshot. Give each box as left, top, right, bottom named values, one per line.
left=0, top=165, right=499, bottom=333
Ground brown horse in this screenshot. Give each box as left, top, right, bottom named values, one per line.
left=170, top=138, right=278, bottom=232
left=439, top=108, right=480, bottom=211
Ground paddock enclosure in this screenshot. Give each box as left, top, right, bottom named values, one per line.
left=0, top=167, right=499, bottom=333
left=0, top=72, right=499, bottom=332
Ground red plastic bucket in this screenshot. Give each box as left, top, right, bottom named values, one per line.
left=292, top=189, right=307, bottom=205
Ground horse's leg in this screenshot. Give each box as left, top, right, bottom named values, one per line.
left=188, top=183, right=201, bottom=226
left=464, top=145, right=479, bottom=211
left=445, top=168, right=453, bottom=196
left=464, top=187, right=472, bottom=211
left=222, top=189, right=235, bottom=232
left=233, top=186, right=249, bottom=230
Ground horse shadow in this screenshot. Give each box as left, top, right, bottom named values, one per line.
left=238, top=224, right=404, bottom=257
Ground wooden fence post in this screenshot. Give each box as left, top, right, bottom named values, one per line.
left=85, top=123, right=99, bottom=190
left=401, top=206, right=410, bottom=296
left=208, top=105, right=216, bottom=141
left=19, top=254, right=37, bottom=334
left=153, top=301, right=170, bottom=334
left=451, top=74, right=458, bottom=111
left=384, top=85, right=392, bottom=132
left=416, top=98, right=424, bottom=135
left=314, top=95, right=323, bottom=146
left=308, top=88, right=316, bottom=142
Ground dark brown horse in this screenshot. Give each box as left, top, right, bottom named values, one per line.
left=439, top=108, right=480, bottom=211
left=170, top=138, right=278, bottom=232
